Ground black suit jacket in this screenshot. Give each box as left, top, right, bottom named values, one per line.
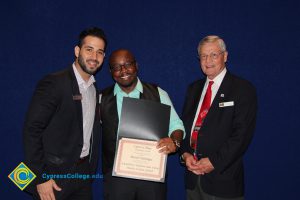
left=180, top=71, right=257, bottom=198
left=23, top=66, right=101, bottom=194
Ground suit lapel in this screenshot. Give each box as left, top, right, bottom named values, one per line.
left=69, top=67, right=84, bottom=134
left=191, top=80, right=206, bottom=118
left=109, top=96, right=119, bottom=131
left=204, top=72, right=233, bottom=123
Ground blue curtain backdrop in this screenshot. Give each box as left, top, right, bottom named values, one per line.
left=1, top=0, right=299, bottom=199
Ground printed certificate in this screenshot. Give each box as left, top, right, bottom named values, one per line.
left=112, top=138, right=167, bottom=182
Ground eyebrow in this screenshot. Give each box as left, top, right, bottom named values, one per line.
left=83, top=45, right=104, bottom=52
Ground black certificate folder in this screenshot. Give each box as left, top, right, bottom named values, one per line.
left=118, top=97, right=171, bottom=141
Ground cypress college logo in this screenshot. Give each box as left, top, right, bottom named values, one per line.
left=8, top=162, right=36, bottom=190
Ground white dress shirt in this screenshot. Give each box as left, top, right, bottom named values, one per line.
left=190, top=68, right=227, bottom=139
left=72, top=64, right=96, bottom=158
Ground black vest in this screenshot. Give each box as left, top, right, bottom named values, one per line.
left=100, top=82, right=160, bottom=174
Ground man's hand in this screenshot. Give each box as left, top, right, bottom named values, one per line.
left=190, top=158, right=215, bottom=175
left=182, top=153, right=205, bottom=175
left=157, top=137, right=176, bottom=154
left=182, top=153, right=214, bottom=175
left=197, top=157, right=214, bottom=173
left=37, top=179, right=62, bottom=200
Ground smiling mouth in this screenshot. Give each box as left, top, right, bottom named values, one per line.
left=120, top=75, right=131, bottom=79
left=87, top=60, right=99, bottom=66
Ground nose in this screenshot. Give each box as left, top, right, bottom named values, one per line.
left=91, top=51, right=97, bottom=60
left=120, top=64, right=127, bottom=72
left=207, top=54, right=214, bottom=62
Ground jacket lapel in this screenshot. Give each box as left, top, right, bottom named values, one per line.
left=69, top=67, right=83, bottom=134
left=191, top=80, right=206, bottom=118
left=204, top=72, right=233, bottom=123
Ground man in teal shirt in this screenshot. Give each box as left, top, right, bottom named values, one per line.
left=100, top=49, right=185, bottom=200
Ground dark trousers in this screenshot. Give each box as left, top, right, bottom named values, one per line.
left=103, top=173, right=166, bottom=200
left=186, top=176, right=244, bottom=200
left=33, top=158, right=93, bottom=200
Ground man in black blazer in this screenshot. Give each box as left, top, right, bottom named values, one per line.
left=180, top=36, right=257, bottom=200
left=23, top=27, right=106, bottom=200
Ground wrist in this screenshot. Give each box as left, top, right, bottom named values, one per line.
left=170, top=130, right=183, bottom=152
left=180, top=153, right=188, bottom=164
left=171, top=138, right=181, bottom=152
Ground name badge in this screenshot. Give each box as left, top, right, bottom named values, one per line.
left=219, top=101, right=234, bottom=107
left=99, top=94, right=102, bottom=104
left=73, top=95, right=82, bottom=101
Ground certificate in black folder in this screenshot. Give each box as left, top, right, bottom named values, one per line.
left=112, top=97, right=171, bottom=182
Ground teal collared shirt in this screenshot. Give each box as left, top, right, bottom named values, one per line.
left=113, top=78, right=185, bottom=137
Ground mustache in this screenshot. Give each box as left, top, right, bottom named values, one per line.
left=120, top=71, right=135, bottom=75
left=120, top=73, right=135, bottom=78
left=87, top=59, right=99, bottom=65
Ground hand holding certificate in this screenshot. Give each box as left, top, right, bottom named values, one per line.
left=113, top=138, right=167, bottom=182
left=112, top=97, right=171, bottom=182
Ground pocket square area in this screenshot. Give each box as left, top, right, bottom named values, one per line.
left=219, top=101, right=234, bottom=107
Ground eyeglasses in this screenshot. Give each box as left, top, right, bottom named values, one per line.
left=110, top=61, right=136, bottom=72
left=198, top=51, right=224, bottom=60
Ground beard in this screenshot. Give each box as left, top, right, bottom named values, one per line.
left=78, top=55, right=100, bottom=75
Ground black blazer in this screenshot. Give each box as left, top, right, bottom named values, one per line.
left=181, top=71, right=257, bottom=198
left=23, top=66, right=101, bottom=194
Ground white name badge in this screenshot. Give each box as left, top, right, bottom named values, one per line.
left=219, top=101, right=234, bottom=107
left=99, top=94, right=102, bottom=104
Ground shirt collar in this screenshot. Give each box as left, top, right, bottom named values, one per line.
left=113, top=77, right=143, bottom=96
left=206, top=67, right=227, bottom=87
left=72, top=63, right=95, bottom=88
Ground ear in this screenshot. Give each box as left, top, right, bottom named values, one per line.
left=74, top=46, right=80, bottom=58
left=223, top=51, right=228, bottom=63
left=135, top=62, right=139, bottom=72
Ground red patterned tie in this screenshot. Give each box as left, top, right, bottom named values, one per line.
left=191, top=81, right=214, bottom=158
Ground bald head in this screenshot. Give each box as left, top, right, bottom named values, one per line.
left=109, top=49, right=136, bottom=66
left=108, top=49, right=138, bottom=94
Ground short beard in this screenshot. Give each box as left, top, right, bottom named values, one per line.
left=78, top=55, right=99, bottom=75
